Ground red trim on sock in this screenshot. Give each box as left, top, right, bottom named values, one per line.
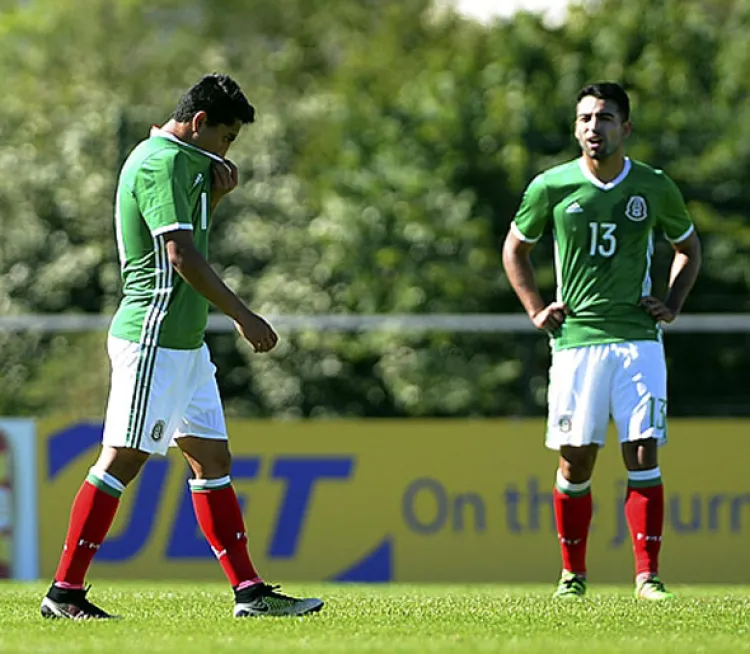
left=553, top=486, right=592, bottom=576
left=626, top=483, right=664, bottom=577
left=191, top=485, right=260, bottom=587
left=54, top=480, right=120, bottom=586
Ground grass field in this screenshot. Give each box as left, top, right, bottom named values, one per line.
left=1, top=581, right=749, bottom=653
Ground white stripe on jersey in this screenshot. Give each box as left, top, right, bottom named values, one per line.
left=554, top=237, right=563, bottom=304
left=511, top=221, right=541, bottom=244
left=667, top=223, right=695, bottom=244
left=151, top=222, right=193, bottom=236
left=114, top=181, right=127, bottom=270
left=641, top=232, right=654, bottom=297
left=137, top=234, right=174, bottom=348
left=200, top=192, right=208, bottom=230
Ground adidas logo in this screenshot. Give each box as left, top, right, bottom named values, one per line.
left=565, top=202, right=583, bottom=214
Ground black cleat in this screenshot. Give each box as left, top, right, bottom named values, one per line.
left=41, top=584, right=116, bottom=620
left=234, top=583, right=324, bottom=617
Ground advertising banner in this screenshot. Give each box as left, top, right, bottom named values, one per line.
left=38, top=418, right=750, bottom=583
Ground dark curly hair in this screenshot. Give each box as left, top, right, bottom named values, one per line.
left=173, top=73, right=255, bottom=126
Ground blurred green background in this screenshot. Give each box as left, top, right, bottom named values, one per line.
left=1, top=0, right=748, bottom=419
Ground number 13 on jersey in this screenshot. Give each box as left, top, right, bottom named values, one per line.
left=589, top=222, right=617, bottom=257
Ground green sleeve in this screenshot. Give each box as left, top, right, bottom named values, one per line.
left=656, top=173, right=694, bottom=243
left=134, top=152, right=193, bottom=235
left=512, top=174, right=550, bottom=243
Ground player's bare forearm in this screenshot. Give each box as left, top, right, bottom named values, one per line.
left=503, top=231, right=569, bottom=331
left=502, top=232, right=546, bottom=319
left=165, top=234, right=247, bottom=321
left=664, top=232, right=702, bottom=314
left=505, top=256, right=546, bottom=318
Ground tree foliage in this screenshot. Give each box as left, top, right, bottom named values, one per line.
left=1, top=0, right=749, bottom=418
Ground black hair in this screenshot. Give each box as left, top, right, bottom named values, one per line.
left=576, top=82, right=630, bottom=122
left=173, top=73, right=255, bottom=126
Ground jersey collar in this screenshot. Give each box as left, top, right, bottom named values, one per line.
left=578, top=156, right=631, bottom=191
left=149, top=126, right=226, bottom=163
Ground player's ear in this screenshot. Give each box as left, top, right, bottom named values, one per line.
left=191, top=111, right=208, bottom=135
left=623, top=120, right=632, bottom=139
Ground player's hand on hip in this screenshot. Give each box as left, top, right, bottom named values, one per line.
left=211, top=159, right=239, bottom=199
left=234, top=310, right=279, bottom=353
left=640, top=296, right=676, bottom=323
left=530, top=302, right=569, bottom=332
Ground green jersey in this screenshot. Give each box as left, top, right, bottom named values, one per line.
left=109, top=129, right=221, bottom=349
left=512, top=158, right=694, bottom=351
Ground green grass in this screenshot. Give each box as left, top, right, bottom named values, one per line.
left=1, top=582, right=749, bottom=653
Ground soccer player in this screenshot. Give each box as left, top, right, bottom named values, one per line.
left=41, top=74, right=324, bottom=619
left=502, top=82, right=701, bottom=600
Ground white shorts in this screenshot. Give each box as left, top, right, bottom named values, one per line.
left=102, top=335, right=228, bottom=456
left=545, top=340, right=667, bottom=450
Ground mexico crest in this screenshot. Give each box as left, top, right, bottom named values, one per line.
left=151, top=420, right=166, bottom=441
left=625, top=195, right=648, bottom=222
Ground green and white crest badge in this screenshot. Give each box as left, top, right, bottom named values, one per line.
left=151, top=420, right=166, bottom=441
left=625, top=195, right=648, bottom=222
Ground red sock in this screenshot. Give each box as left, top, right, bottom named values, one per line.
left=553, top=483, right=593, bottom=576
left=54, top=479, right=120, bottom=586
left=625, top=481, right=664, bottom=577
left=191, top=481, right=261, bottom=588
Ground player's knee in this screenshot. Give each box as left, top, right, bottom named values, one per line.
left=209, top=448, right=232, bottom=478
left=622, top=438, right=659, bottom=470
left=559, top=461, right=593, bottom=484
left=193, top=444, right=232, bottom=478
left=559, top=447, right=596, bottom=483
left=95, top=446, right=150, bottom=486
